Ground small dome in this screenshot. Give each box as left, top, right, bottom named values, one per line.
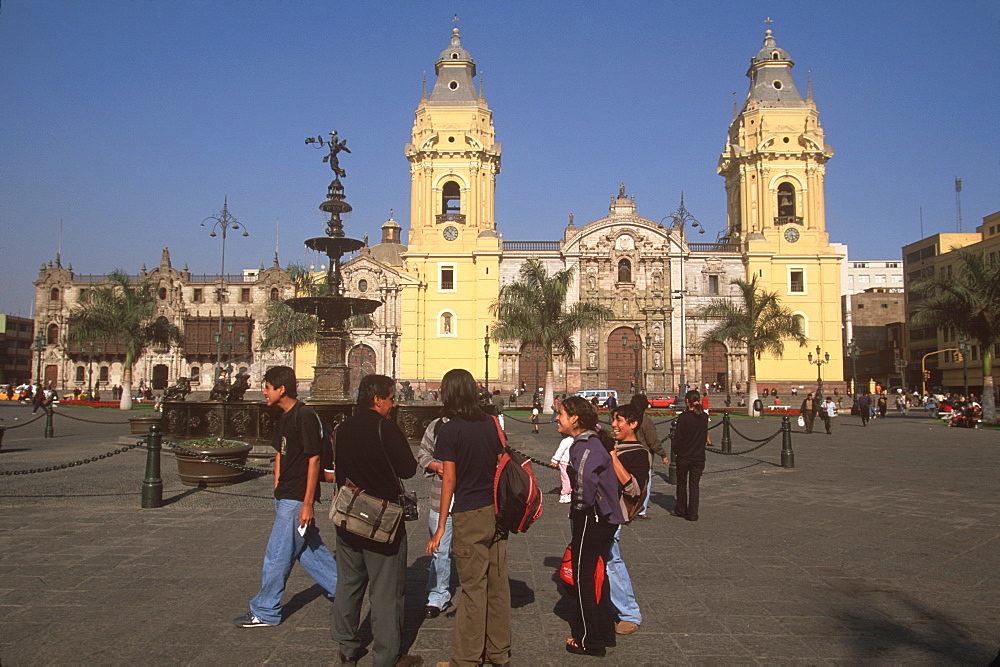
left=438, top=28, right=474, bottom=63
left=752, top=29, right=792, bottom=65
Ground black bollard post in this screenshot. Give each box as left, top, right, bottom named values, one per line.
left=721, top=411, right=732, bottom=454
left=141, top=424, right=163, bottom=509
left=0, top=425, right=5, bottom=451
left=44, top=405, right=54, bottom=438
left=781, top=415, right=794, bottom=469
left=666, top=422, right=677, bottom=485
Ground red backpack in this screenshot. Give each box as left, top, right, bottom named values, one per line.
left=492, top=416, right=543, bottom=534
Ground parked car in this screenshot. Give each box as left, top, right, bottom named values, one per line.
left=647, top=395, right=675, bottom=408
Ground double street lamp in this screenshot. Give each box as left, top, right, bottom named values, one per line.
left=202, top=199, right=249, bottom=378
left=671, top=289, right=690, bottom=394
left=807, top=345, right=830, bottom=396
left=847, top=338, right=860, bottom=398
left=33, top=331, right=45, bottom=386
left=958, top=336, right=971, bottom=397
left=484, top=327, right=491, bottom=396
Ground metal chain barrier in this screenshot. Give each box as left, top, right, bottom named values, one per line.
left=52, top=409, right=132, bottom=425
left=162, top=441, right=273, bottom=474
left=1, top=441, right=145, bottom=475
left=706, top=430, right=780, bottom=456
left=0, top=413, right=47, bottom=430
left=728, top=422, right=781, bottom=443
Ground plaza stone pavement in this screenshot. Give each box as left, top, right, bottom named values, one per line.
left=1, top=403, right=998, bottom=665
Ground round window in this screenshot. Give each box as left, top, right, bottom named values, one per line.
left=449, top=81, right=458, bottom=90
left=773, top=80, right=783, bottom=90
left=358, top=279, right=368, bottom=293
left=448, top=136, right=455, bottom=143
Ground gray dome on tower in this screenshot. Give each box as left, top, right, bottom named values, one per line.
left=428, top=27, right=480, bottom=105
left=743, top=28, right=804, bottom=109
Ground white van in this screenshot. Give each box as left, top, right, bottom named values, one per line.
left=575, top=389, right=619, bottom=405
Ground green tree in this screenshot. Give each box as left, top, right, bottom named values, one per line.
left=491, top=259, right=612, bottom=413
left=912, top=247, right=999, bottom=423
left=693, top=277, right=806, bottom=416
left=66, top=269, right=183, bottom=410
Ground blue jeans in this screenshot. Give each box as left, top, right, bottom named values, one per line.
left=426, top=507, right=454, bottom=609
left=606, top=526, right=641, bottom=624
left=640, top=472, right=652, bottom=515
left=249, top=498, right=338, bottom=625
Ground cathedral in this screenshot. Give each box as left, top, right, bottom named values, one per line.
left=314, top=23, right=844, bottom=397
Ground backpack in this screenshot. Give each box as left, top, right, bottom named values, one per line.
left=492, top=416, right=543, bottom=534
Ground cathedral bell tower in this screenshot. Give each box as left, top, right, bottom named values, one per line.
left=399, top=25, right=501, bottom=386
left=718, top=24, right=843, bottom=386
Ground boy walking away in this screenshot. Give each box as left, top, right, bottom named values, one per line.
left=531, top=397, right=541, bottom=434
left=607, top=404, right=651, bottom=636
left=233, top=366, right=338, bottom=628
left=671, top=390, right=709, bottom=522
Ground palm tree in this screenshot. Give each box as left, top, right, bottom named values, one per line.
left=67, top=269, right=183, bottom=410
left=693, top=277, right=806, bottom=416
left=491, top=259, right=612, bottom=414
left=912, top=247, right=999, bottom=423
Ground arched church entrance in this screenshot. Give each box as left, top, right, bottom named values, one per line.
left=702, top=341, right=729, bottom=392
left=348, top=345, right=376, bottom=395
left=152, top=364, right=169, bottom=390
left=517, top=342, right=546, bottom=396
left=607, top=327, right=637, bottom=396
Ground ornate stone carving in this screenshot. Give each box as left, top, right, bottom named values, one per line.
left=231, top=410, right=251, bottom=437
left=206, top=410, right=223, bottom=436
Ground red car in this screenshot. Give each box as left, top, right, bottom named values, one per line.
left=647, top=395, right=675, bottom=408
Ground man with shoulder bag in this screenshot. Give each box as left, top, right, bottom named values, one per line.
left=330, top=374, right=422, bottom=667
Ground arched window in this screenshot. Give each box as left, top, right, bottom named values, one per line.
left=99, top=366, right=109, bottom=383
left=158, top=287, right=167, bottom=300
left=442, top=181, right=461, bottom=215
left=442, top=313, right=452, bottom=334
left=793, top=314, right=807, bottom=337
left=190, top=366, right=200, bottom=384
left=777, top=182, right=796, bottom=219
left=270, top=287, right=280, bottom=300
left=75, top=366, right=85, bottom=382
left=46, top=323, right=59, bottom=345
left=50, top=287, right=60, bottom=301
left=617, top=258, right=632, bottom=283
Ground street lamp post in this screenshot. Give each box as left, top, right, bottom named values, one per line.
left=33, top=331, right=45, bottom=386
left=671, top=289, right=689, bottom=394
left=807, top=345, right=830, bottom=396
left=847, top=338, right=860, bottom=399
left=484, top=327, right=491, bottom=396
left=389, top=333, right=398, bottom=379
left=201, top=198, right=249, bottom=380
left=958, top=336, right=971, bottom=397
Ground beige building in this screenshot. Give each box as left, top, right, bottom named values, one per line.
left=32, top=249, right=296, bottom=392
left=902, top=211, right=1000, bottom=393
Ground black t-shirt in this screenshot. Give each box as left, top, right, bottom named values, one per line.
left=434, top=416, right=503, bottom=513
left=272, top=401, right=322, bottom=502
left=672, top=409, right=708, bottom=462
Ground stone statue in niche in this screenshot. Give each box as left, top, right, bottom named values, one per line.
left=653, top=351, right=662, bottom=369
left=588, top=350, right=597, bottom=369
left=653, top=327, right=662, bottom=344
left=587, top=274, right=597, bottom=290
left=652, top=272, right=662, bottom=289
left=622, top=299, right=629, bottom=315
left=587, top=332, right=597, bottom=346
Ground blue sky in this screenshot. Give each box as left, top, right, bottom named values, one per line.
left=1, top=0, right=997, bottom=316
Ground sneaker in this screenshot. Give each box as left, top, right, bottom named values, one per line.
left=232, top=611, right=276, bottom=628
left=394, top=655, right=423, bottom=666
left=559, top=494, right=571, bottom=503
left=615, top=620, right=639, bottom=635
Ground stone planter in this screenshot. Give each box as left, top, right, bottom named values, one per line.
left=173, top=443, right=254, bottom=487
left=129, top=414, right=162, bottom=435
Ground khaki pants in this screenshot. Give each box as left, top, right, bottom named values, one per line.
left=450, top=505, right=511, bottom=666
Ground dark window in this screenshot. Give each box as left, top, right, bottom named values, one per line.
left=708, top=275, right=720, bottom=294
left=75, top=366, right=85, bottom=382
left=269, top=287, right=279, bottom=300
left=240, top=288, right=251, bottom=303
left=442, top=181, right=461, bottom=215
left=790, top=269, right=805, bottom=293
left=441, top=267, right=455, bottom=290
left=193, top=288, right=203, bottom=302
left=50, top=287, right=60, bottom=301
left=358, top=279, right=368, bottom=293
left=99, top=367, right=109, bottom=383
left=617, top=259, right=632, bottom=283
left=46, top=323, right=59, bottom=345
left=158, top=287, right=167, bottom=300
left=190, top=366, right=200, bottom=384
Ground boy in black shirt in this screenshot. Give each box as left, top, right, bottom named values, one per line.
left=670, top=389, right=709, bottom=522
left=233, top=366, right=338, bottom=628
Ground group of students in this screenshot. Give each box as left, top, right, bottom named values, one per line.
left=231, top=366, right=710, bottom=665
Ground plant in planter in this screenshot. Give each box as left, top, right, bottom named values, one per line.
left=173, top=437, right=256, bottom=488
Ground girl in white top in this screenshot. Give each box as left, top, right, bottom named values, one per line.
left=550, top=436, right=573, bottom=503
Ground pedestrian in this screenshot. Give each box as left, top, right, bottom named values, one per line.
left=820, top=396, right=835, bottom=434
left=557, top=396, right=622, bottom=657
left=670, top=389, right=709, bottom=522
left=427, top=368, right=511, bottom=667
left=877, top=393, right=888, bottom=418
left=530, top=397, right=541, bottom=434
left=416, top=416, right=454, bottom=620
left=607, top=404, right=650, bottom=636
left=629, top=394, right=667, bottom=520
left=799, top=392, right=815, bottom=433
left=233, top=366, right=339, bottom=629
left=332, top=374, right=422, bottom=666
left=31, top=386, right=46, bottom=414
left=551, top=434, right=573, bottom=503
left=701, top=392, right=710, bottom=412
left=491, top=389, right=506, bottom=430
left=550, top=393, right=561, bottom=423
left=858, top=391, right=872, bottom=427
left=605, top=392, right=618, bottom=410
